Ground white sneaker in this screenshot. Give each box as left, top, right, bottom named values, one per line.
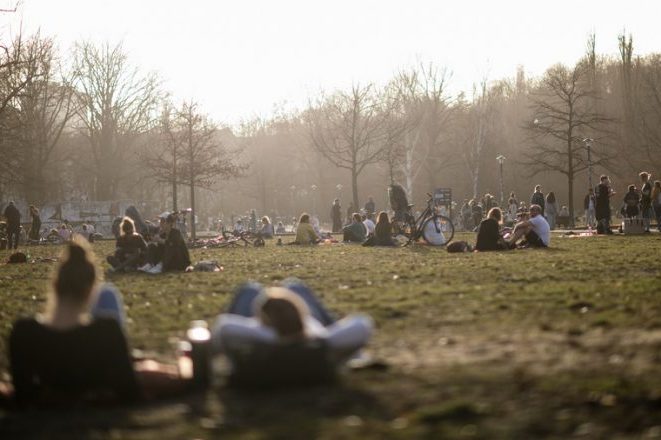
left=138, top=263, right=153, bottom=272
left=146, top=262, right=163, bottom=274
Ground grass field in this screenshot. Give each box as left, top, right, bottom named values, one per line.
left=1, top=233, right=661, bottom=439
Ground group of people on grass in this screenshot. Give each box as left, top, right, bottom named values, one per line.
left=3, top=237, right=373, bottom=407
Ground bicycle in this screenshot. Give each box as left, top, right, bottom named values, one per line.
left=393, top=193, right=455, bottom=246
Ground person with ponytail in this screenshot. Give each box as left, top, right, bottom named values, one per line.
left=8, top=237, right=187, bottom=407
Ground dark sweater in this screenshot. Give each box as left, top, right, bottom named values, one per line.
left=9, top=317, right=140, bottom=406
left=475, top=218, right=502, bottom=251
left=163, top=228, right=191, bottom=272
left=116, top=233, right=147, bottom=256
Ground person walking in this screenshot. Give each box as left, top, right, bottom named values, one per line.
left=4, top=201, right=21, bottom=249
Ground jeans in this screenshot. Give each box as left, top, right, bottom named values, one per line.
left=585, top=209, right=596, bottom=227
left=90, top=283, right=126, bottom=328
left=227, top=279, right=335, bottom=326
left=6, top=226, right=19, bottom=249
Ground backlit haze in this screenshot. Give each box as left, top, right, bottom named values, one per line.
left=6, top=0, right=661, bottom=126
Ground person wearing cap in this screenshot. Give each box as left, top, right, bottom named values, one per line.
left=506, top=204, right=550, bottom=248
left=4, top=201, right=21, bottom=249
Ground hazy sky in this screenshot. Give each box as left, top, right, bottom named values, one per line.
left=4, top=0, right=661, bottom=125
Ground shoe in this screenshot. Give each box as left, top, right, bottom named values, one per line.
left=146, top=262, right=162, bottom=274
left=138, top=263, right=153, bottom=272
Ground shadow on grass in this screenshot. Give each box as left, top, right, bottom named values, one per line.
left=215, top=382, right=389, bottom=437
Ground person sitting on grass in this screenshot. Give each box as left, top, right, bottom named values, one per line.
left=107, top=217, right=147, bottom=272
left=57, top=223, right=73, bottom=243
left=364, top=211, right=396, bottom=247
left=363, top=213, right=376, bottom=237
left=211, top=280, right=373, bottom=385
left=7, top=238, right=188, bottom=407
left=343, top=212, right=367, bottom=243
left=506, top=204, right=551, bottom=249
left=475, top=207, right=509, bottom=251
left=275, top=221, right=286, bottom=234
left=293, top=213, right=319, bottom=245
left=259, top=216, right=274, bottom=239
left=140, top=213, right=191, bottom=274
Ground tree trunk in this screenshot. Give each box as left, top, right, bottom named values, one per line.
left=190, top=179, right=196, bottom=241
left=351, top=167, right=359, bottom=211
left=567, top=134, right=575, bottom=227
left=172, top=179, right=178, bottom=211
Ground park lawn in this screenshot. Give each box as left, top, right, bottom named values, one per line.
left=0, top=233, right=660, bottom=439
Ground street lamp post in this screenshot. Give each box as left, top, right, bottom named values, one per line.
left=289, top=185, right=296, bottom=218
left=310, top=185, right=317, bottom=215
left=496, top=155, right=506, bottom=206
left=336, top=184, right=343, bottom=201
left=583, top=138, right=594, bottom=191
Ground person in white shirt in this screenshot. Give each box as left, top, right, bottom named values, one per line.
left=362, top=213, right=376, bottom=237
left=211, top=280, right=373, bottom=367
left=423, top=216, right=446, bottom=246
left=506, top=204, right=550, bottom=248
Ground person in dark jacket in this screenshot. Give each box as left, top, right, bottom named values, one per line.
left=475, top=208, right=508, bottom=251
left=141, top=214, right=191, bottom=274
left=107, top=217, right=147, bottom=272
left=8, top=238, right=190, bottom=407
left=640, top=172, right=653, bottom=232
left=363, top=211, right=396, bottom=247
left=595, top=175, right=615, bottom=234
left=530, top=185, right=545, bottom=216
left=3, top=201, right=21, bottom=249
left=623, top=184, right=640, bottom=218
left=29, top=205, right=41, bottom=241
left=330, top=199, right=342, bottom=233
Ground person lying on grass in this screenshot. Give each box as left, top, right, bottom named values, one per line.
left=107, top=217, right=147, bottom=272
left=474, top=207, right=509, bottom=251
left=293, top=213, right=320, bottom=244
left=211, top=280, right=373, bottom=380
left=6, top=237, right=189, bottom=408
left=505, top=204, right=551, bottom=248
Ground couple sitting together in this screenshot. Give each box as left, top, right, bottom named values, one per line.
left=107, top=213, right=190, bottom=274
left=5, top=238, right=373, bottom=407
left=474, top=204, right=550, bottom=251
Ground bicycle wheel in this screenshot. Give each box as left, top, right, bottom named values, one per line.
left=421, top=215, right=455, bottom=246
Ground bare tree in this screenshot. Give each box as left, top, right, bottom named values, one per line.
left=637, top=54, right=661, bottom=171
left=11, top=35, right=77, bottom=203
left=177, top=100, right=244, bottom=241
left=461, top=79, right=494, bottom=199
left=141, top=102, right=184, bottom=210
left=523, top=62, right=614, bottom=225
left=73, top=41, right=160, bottom=200
left=307, top=84, right=391, bottom=209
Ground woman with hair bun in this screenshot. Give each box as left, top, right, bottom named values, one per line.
left=8, top=237, right=187, bottom=407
